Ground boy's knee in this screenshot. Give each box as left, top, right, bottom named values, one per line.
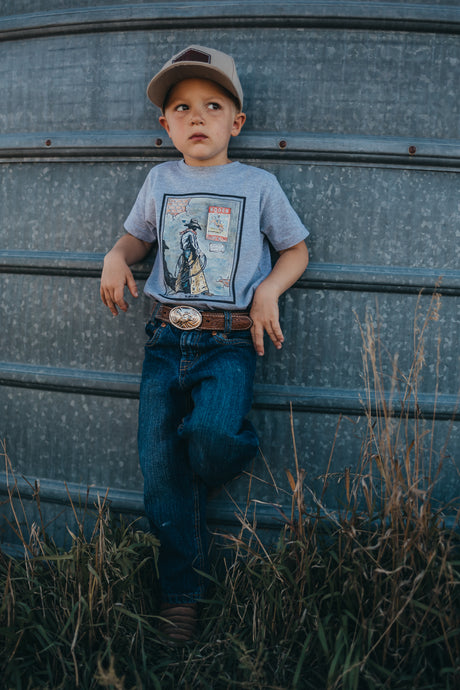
left=186, top=424, right=227, bottom=476
left=182, top=421, right=258, bottom=486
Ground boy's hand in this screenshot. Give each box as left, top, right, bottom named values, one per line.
left=248, top=241, right=309, bottom=356
left=100, top=255, right=139, bottom=316
left=100, top=234, right=152, bottom=316
left=250, top=283, right=284, bottom=356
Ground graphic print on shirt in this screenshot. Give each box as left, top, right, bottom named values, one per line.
left=159, top=193, right=245, bottom=304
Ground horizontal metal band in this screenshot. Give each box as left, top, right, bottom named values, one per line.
left=0, top=473, right=457, bottom=535
left=1, top=131, right=460, bottom=169
left=0, top=361, right=458, bottom=420
left=0, top=473, right=145, bottom=516
left=1, top=2, right=460, bottom=41
left=0, top=250, right=105, bottom=276
left=299, top=263, right=460, bottom=296
left=1, top=251, right=459, bottom=295
left=0, top=361, right=142, bottom=398
left=253, top=384, right=460, bottom=420
left=0, top=471, right=285, bottom=530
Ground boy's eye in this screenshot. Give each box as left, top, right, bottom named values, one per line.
left=176, top=104, right=189, bottom=112
left=207, top=102, right=221, bottom=110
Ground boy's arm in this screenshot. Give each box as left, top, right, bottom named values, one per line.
left=100, top=233, right=153, bottom=316
left=249, top=240, right=309, bottom=356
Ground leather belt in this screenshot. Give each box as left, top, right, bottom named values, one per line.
left=154, top=302, right=253, bottom=331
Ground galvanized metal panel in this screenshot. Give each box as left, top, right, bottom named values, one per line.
left=1, top=258, right=457, bottom=400
left=1, top=27, right=460, bottom=138
left=2, top=161, right=460, bottom=270
left=0, top=162, right=148, bottom=253
left=0, top=273, right=148, bottom=372
left=1, top=277, right=457, bottom=508
left=0, top=387, right=142, bottom=488
left=1, top=2, right=459, bottom=545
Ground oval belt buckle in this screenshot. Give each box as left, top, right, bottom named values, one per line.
left=169, top=305, right=203, bottom=330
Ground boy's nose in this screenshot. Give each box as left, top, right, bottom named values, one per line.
left=190, top=106, right=204, bottom=124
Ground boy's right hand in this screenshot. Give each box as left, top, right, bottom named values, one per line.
left=100, top=254, right=139, bottom=316
left=100, top=234, right=152, bottom=315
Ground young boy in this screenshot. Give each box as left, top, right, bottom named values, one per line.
left=100, top=45, right=309, bottom=641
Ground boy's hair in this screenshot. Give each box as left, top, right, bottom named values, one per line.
left=147, top=45, right=244, bottom=111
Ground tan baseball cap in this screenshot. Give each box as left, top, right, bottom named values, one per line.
left=147, top=45, right=244, bottom=111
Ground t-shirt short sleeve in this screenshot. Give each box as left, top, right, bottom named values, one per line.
left=259, top=173, right=309, bottom=252
left=124, top=170, right=158, bottom=244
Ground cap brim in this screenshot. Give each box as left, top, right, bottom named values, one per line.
left=147, top=63, right=242, bottom=110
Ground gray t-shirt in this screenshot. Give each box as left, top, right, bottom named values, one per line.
left=124, top=160, right=309, bottom=311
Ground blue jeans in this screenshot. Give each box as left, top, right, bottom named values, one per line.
left=138, top=317, right=258, bottom=603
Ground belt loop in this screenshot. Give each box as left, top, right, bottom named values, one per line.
left=224, top=311, right=232, bottom=333
left=150, top=299, right=161, bottom=320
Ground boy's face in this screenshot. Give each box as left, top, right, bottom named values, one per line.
left=159, top=78, right=246, bottom=167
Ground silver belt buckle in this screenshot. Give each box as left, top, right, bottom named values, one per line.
left=169, top=305, right=203, bottom=330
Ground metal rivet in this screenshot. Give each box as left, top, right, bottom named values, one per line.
left=155, top=138, right=163, bottom=147
left=408, top=145, right=416, bottom=155
left=279, top=140, right=287, bottom=149
left=45, top=139, right=52, bottom=147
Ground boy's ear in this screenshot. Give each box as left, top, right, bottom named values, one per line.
left=231, top=112, right=246, bottom=137
left=159, top=115, right=170, bottom=135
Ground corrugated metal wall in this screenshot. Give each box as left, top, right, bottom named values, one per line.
left=1, top=1, right=459, bottom=545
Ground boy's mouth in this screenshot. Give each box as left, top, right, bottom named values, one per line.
left=189, top=133, right=208, bottom=141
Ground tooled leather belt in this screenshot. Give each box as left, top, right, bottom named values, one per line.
left=153, top=302, right=253, bottom=331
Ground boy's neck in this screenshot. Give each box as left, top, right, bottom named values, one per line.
left=181, top=158, right=235, bottom=169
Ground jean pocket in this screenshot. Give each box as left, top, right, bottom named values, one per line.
left=144, top=319, right=165, bottom=347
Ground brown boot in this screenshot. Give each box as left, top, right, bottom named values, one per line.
left=159, top=602, right=198, bottom=643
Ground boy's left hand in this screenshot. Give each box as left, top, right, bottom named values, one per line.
left=249, top=283, right=284, bottom=356
left=248, top=241, right=309, bottom=356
